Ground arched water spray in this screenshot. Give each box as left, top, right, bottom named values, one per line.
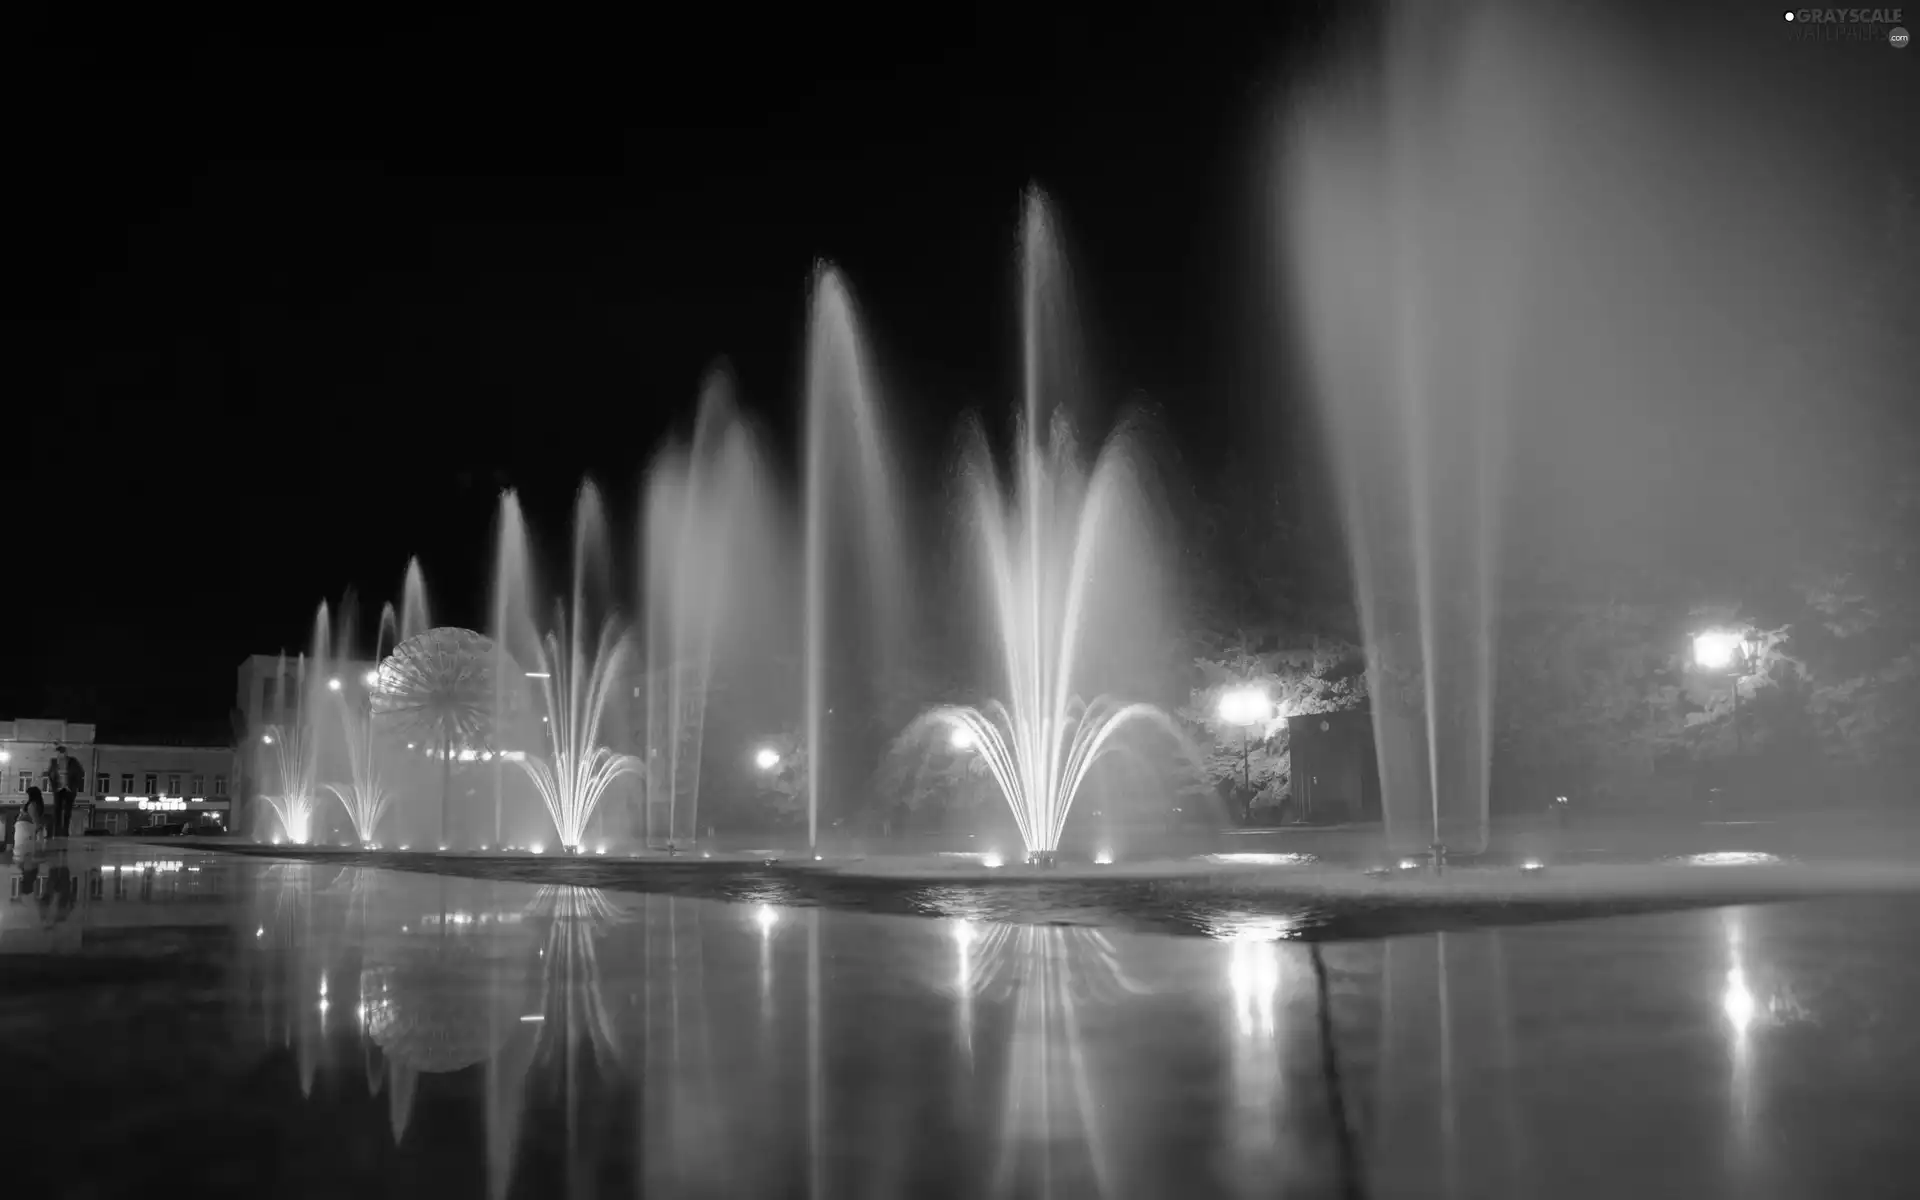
left=515, top=603, right=640, bottom=852
left=260, top=603, right=332, bottom=844
left=802, top=267, right=906, bottom=850
left=927, top=190, right=1175, bottom=860
left=511, top=483, right=641, bottom=852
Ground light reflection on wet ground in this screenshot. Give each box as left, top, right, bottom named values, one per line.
left=8, top=841, right=1920, bottom=1198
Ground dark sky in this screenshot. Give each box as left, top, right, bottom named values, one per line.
left=1, top=3, right=1913, bottom=740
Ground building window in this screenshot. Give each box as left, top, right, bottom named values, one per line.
left=191, top=775, right=205, bottom=796
left=15, top=772, right=26, bottom=794
left=120, top=773, right=134, bottom=794
left=143, top=773, right=157, bottom=795
left=214, top=775, right=227, bottom=797
left=96, top=774, right=109, bottom=795
left=167, top=773, right=182, bottom=796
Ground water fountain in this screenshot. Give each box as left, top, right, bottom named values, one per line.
left=492, top=482, right=642, bottom=854
left=1284, top=5, right=1545, bottom=861
left=257, top=604, right=333, bottom=844
left=323, top=686, right=394, bottom=847
left=638, top=372, right=784, bottom=847
left=514, top=603, right=641, bottom=853
left=920, top=191, right=1178, bottom=863
left=802, top=266, right=908, bottom=851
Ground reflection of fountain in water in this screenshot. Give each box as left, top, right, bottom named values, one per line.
left=946, top=919, right=1148, bottom=1198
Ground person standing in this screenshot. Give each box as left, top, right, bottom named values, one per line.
left=45, top=744, right=82, bottom=838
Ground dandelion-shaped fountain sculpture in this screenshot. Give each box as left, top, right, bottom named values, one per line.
left=324, top=685, right=395, bottom=847
left=372, top=627, right=498, bottom=848
left=512, top=604, right=641, bottom=854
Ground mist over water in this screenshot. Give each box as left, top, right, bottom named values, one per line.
left=1284, top=4, right=1907, bottom=848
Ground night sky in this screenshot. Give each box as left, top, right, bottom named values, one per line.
left=2, top=3, right=1912, bottom=741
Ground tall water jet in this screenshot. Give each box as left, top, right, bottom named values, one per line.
left=802, top=266, right=907, bottom=849
left=639, top=373, right=779, bottom=845
left=490, top=491, right=537, bottom=849
left=399, top=557, right=433, bottom=644
left=926, top=191, right=1176, bottom=860
left=1284, top=5, right=1543, bottom=857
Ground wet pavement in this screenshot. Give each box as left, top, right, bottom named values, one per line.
left=6, top=840, right=1920, bottom=1198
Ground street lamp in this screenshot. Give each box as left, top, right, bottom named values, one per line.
left=1694, top=628, right=1759, bottom=755
left=1216, top=687, right=1272, bottom=794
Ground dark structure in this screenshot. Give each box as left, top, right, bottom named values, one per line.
left=1288, top=710, right=1381, bottom=825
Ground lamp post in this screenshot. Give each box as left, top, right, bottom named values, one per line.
left=1216, top=687, right=1271, bottom=798
left=1693, top=629, right=1757, bottom=757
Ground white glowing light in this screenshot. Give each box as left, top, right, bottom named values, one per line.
left=813, top=854, right=823, bottom=861
left=949, top=725, right=976, bottom=750
left=753, top=904, right=780, bottom=933
left=595, top=844, right=608, bottom=855
left=519, top=1014, right=545, bottom=1022
left=255, top=927, right=264, bottom=938
left=405, top=742, right=415, bottom=751
left=362, top=669, right=380, bottom=687
left=1522, top=858, right=1545, bottom=872
left=1398, top=858, right=1420, bottom=870
left=1216, top=687, right=1272, bottom=727
left=1693, top=630, right=1742, bottom=670
left=981, top=851, right=1004, bottom=869
left=457, top=748, right=478, bottom=763
left=399, top=844, right=410, bottom=851
left=322, top=677, right=339, bottom=692
left=525, top=671, right=551, bottom=679
left=480, top=751, right=494, bottom=762
left=952, top=918, right=976, bottom=949
left=754, top=746, right=781, bottom=771
left=438, top=845, right=448, bottom=852
left=1094, top=848, right=1114, bottom=865
left=530, top=844, right=545, bottom=855
left=261, top=734, right=274, bottom=745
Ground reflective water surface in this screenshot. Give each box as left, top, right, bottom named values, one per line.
left=5, top=842, right=1919, bottom=1198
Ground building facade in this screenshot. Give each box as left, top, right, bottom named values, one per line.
left=2, top=717, right=235, bottom=835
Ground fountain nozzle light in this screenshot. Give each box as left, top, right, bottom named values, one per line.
left=1026, top=850, right=1058, bottom=869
